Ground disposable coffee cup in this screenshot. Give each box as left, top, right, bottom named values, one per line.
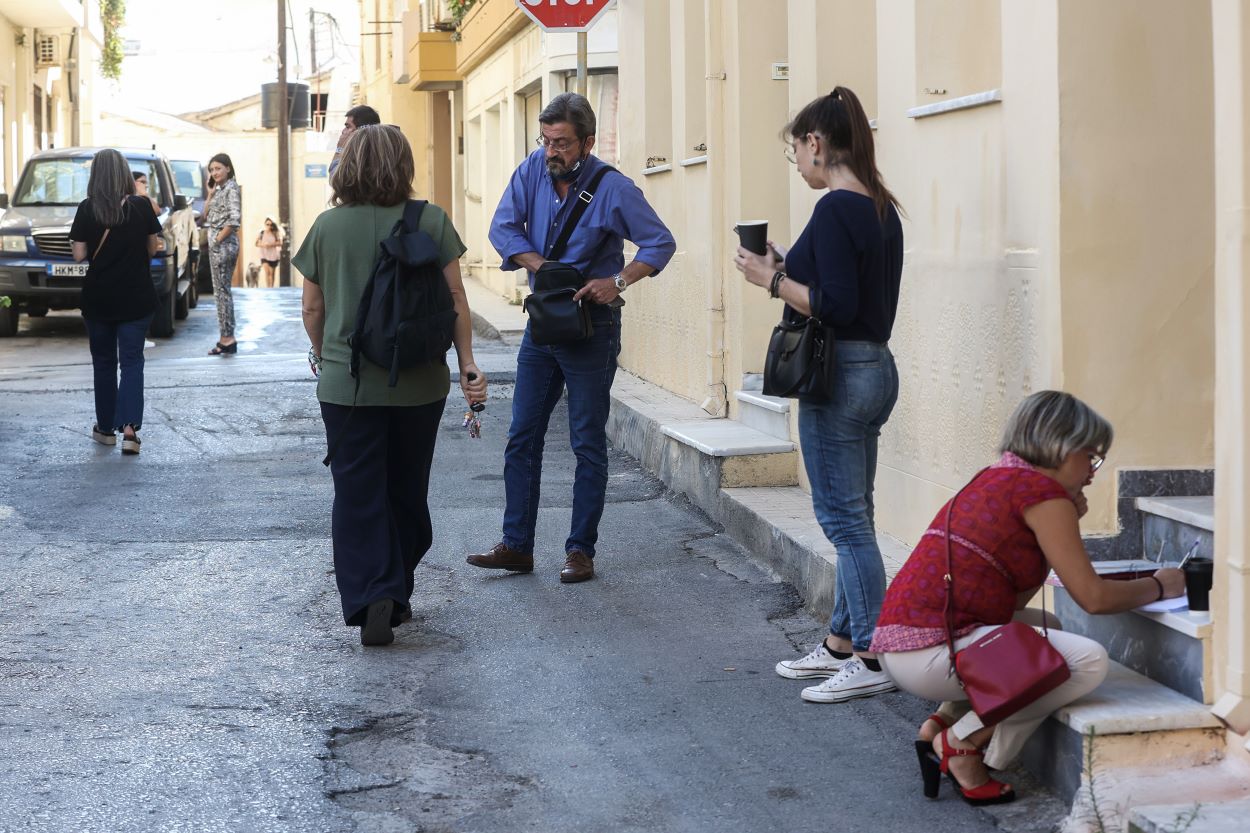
left=734, top=220, right=768, bottom=256
left=1183, top=557, right=1214, bottom=612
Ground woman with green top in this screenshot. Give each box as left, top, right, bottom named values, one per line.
left=294, top=124, right=488, bottom=647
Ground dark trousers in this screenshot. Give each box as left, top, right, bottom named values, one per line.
left=320, top=399, right=446, bottom=626
left=85, top=314, right=153, bottom=432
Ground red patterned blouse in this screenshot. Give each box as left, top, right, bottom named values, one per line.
left=870, top=453, right=1072, bottom=653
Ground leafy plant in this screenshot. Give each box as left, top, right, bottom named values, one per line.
left=0, top=297, right=10, bottom=308
left=448, top=0, right=477, bottom=41
left=101, top=0, right=126, bottom=81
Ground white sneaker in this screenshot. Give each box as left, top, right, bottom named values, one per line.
left=775, top=641, right=848, bottom=679
left=800, top=658, right=897, bottom=703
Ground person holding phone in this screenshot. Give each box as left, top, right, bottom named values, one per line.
left=203, top=153, right=241, bottom=355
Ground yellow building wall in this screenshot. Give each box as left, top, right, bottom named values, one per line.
left=617, top=0, right=1215, bottom=544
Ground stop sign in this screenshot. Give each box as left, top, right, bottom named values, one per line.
left=515, top=0, right=614, bottom=32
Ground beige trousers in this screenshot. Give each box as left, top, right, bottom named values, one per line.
left=880, top=609, right=1109, bottom=770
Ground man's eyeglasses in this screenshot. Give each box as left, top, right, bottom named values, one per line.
left=536, top=136, right=578, bottom=152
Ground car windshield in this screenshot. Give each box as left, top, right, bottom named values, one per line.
left=13, top=158, right=93, bottom=206
left=170, top=161, right=204, bottom=198
left=13, top=157, right=164, bottom=207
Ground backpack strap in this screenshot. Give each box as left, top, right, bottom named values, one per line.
left=403, top=198, right=427, bottom=233
left=547, top=164, right=615, bottom=262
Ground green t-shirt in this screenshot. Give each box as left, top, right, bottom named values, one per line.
left=293, top=202, right=467, bottom=406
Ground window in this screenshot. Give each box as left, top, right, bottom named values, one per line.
left=170, top=160, right=205, bottom=198
left=914, top=0, right=1001, bottom=102
left=311, top=92, right=329, bottom=132
left=561, top=72, right=619, bottom=167
left=14, top=158, right=91, bottom=206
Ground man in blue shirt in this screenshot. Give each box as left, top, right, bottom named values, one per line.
left=468, top=93, right=676, bottom=584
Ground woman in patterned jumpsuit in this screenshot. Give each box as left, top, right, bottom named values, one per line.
left=204, top=153, right=241, bottom=355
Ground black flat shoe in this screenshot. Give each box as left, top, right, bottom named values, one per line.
left=361, top=599, right=395, bottom=646
left=209, top=341, right=238, bottom=356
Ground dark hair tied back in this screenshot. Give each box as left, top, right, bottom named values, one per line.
left=787, top=85, right=902, bottom=221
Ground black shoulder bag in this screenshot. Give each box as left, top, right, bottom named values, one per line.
left=763, top=287, right=836, bottom=400
left=522, top=165, right=615, bottom=346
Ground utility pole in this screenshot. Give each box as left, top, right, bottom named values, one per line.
left=277, top=0, right=292, bottom=287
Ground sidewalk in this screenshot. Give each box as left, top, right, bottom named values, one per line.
left=464, top=273, right=526, bottom=342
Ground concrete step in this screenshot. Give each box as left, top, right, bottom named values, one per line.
left=1130, top=799, right=1250, bottom=833
left=733, top=390, right=792, bottom=442
left=1020, top=661, right=1224, bottom=804
left=608, top=372, right=799, bottom=521
left=1137, top=495, right=1214, bottom=565
left=1052, top=583, right=1213, bottom=704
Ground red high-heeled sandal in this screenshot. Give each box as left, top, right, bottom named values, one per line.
left=918, top=728, right=1016, bottom=805
left=915, top=714, right=950, bottom=799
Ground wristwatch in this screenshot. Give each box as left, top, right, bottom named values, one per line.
left=613, top=274, right=627, bottom=293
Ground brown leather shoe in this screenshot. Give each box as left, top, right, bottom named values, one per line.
left=466, top=542, right=534, bottom=573
left=560, top=550, right=594, bottom=583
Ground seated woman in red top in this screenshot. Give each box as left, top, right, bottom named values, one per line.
left=870, top=391, right=1186, bottom=805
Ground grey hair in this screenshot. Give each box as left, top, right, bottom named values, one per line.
left=87, top=149, right=136, bottom=228
left=1000, top=390, right=1113, bottom=469
left=538, top=92, right=596, bottom=140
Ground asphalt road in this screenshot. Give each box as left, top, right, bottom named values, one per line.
left=0, top=291, right=1065, bottom=832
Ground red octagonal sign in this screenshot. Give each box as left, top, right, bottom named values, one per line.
left=515, top=0, right=615, bottom=32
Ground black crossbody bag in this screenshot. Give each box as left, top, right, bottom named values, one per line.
left=763, top=288, right=836, bottom=400
left=523, top=165, right=615, bottom=346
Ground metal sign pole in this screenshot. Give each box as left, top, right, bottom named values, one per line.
left=277, top=0, right=292, bottom=287
left=577, top=31, right=587, bottom=96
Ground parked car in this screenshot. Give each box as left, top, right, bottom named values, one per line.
left=169, top=158, right=214, bottom=292
left=0, top=147, right=197, bottom=338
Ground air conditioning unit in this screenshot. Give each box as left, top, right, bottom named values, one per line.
left=35, top=35, right=61, bottom=68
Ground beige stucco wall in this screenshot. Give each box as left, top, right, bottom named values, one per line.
left=1055, top=0, right=1215, bottom=532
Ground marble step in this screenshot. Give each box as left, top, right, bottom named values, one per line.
left=1019, top=661, right=1223, bottom=804
left=1137, top=495, right=1214, bottom=565
left=734, top=390, right=792, bottom=442
left=1052, top=584, right=1213, bottom=703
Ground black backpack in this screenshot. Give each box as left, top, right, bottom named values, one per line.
left=349, top=199, right=457, bottom=387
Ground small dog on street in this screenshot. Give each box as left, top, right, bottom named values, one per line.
left=244, top=261, right=260, bottom=288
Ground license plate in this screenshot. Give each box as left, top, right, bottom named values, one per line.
left=47, top=263, right=88, bottom=277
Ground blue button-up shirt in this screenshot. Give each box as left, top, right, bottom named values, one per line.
left=489, top=149, right=676, bottom=287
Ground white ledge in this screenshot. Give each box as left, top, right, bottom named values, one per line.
left=907, top=89, right=1002, bottom=120
left=1135, top=496, right=1215, bottom=532
left=642, top=164, right=673, bottom=176
left=679, top=155, right=708, bottom=167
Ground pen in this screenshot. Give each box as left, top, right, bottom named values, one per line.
left=1178, top=538, right=1201, bottom=569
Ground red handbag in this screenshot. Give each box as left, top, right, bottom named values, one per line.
left=943, top=471, right=1072, bottom=726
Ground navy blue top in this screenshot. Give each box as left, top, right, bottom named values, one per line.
left=784, top=190, right=903, bottom=344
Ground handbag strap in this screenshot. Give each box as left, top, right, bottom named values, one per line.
left=546, top=164, right=615, bottom=262
left=942, top=466, right=1054, bottom=674
left=92, top=228, right=111, bottom=261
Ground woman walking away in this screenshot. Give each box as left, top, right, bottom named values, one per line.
left=256, top=216, right=283, bottom=287
left=203, top=152, right=241, bottom=355
left=294, top=124, right=488, bottom=647
left=69, top=148, right=164, bottom=455
left=872, top=391, right=1185, bottom=805
left=736, top=86, right=905, bottom=703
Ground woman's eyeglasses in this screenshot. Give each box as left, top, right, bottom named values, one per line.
left=783, top=147, right=796, bottom=165
left=1089, top=451, right=1105, bottom=472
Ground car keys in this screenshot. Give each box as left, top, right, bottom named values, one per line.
left=463, top=372, right=485, bottom=438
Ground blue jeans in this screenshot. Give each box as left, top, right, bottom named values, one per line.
left=502, top=307, right=621, bottom=558
left=798, top=340, right=899, bottom=652
left=85, top=314, right=153, bottom=432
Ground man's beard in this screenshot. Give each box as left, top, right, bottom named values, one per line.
left=546, top=155, right=582, bottom=180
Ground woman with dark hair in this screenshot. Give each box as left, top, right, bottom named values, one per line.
left=69, top=148, right=163, bottom=455
left=736, top=86, right=905, bottom=703
left=872, top=391, right=1184, bottom=804
left=203, top=152, right=241, bottom=355
left=131, top=171, right=162, bottom=218
left=294, top=124, right=488, bottom=647
left=255, top=216, right=283, bottom=288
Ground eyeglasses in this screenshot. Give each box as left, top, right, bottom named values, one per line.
left=536, top=136, right=578, bottom=152
left=783, top=146, right=797, bottom=165
left=1089, top=451, right=1105, bottom=472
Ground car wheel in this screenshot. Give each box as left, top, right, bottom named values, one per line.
left=175, top=286, right=190, bottom=320
left=150, top=290, right=176, bottom=338
left=25, top=305, right=48, bottom=318
left=0, top=303, right=18, bottom=337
